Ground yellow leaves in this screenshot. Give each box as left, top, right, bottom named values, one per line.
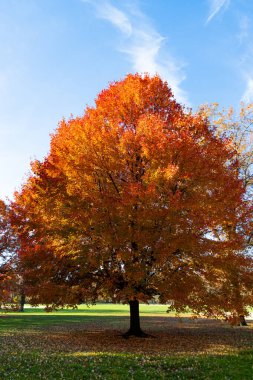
left=146, top=165, right=178, bottom=187
left=163, top=165, right=179, bottom=181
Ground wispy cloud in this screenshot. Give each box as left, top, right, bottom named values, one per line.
left=82, top=0, right=188, bottom=105
left=241, top=76, right=253, bottom=103
left=237, top=15, right=249, bottom=44
left=206, top=0, right=230, bottom=24
left=90, top=1, right=132, bottom=36
left=236, top=16, right=253, bottom=102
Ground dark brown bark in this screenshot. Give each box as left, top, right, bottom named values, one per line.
left=19, top=292, right=25, bottom=312
left=123, top=299, right=149, bottom=338
left=239, top=315, right=247, bottom=326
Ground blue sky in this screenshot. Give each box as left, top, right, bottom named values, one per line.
left=1, top=0, right=253, bottom=200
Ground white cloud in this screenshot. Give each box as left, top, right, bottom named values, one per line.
left=82, top=0, right=188, bottom=105
left=87, top=0, right=132, bottom=36
left=237, top=15, right=249, bottom=44
left=241, top=76, right=253, bottom=103
left=122, top=28, right=187, bottom=104
left=206, top=0, right=230, bottom=24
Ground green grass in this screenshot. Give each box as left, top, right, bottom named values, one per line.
left=0, top=303, right=170, bottom=331
left=1, top=303, right=253, bottom=379
left=2, top=302, right=170, bottom=315
left=0, top=350, right=253, bottom=380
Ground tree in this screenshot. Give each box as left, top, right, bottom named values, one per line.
left=0, top=200, right=12, bottom=307
left=0, top=200, right=17, bottom=309
left=12, top=74, right=249, bottom=336
left=198, top=103, right=253, bottom=324
left=199, top=102, right=253, bottom=191
left=0, top=200, right=27, bottom=311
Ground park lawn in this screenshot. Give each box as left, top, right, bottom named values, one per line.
left=1, top=304, right=253, bottom=379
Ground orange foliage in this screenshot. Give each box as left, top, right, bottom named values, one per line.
left=11, top=74, right=252, bottom=316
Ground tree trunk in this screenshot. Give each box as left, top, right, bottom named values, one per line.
left=19, top=292, right=25, bottom=312
left=123, top=299, right=148, bottom=337
left=239, top=315, right=247, bottom=326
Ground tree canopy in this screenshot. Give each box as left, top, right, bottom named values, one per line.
left=10, top=74, right=252, bottom=335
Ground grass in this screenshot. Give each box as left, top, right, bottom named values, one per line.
left=1, top=350, right=253, bottom=379
left=1, top=303, right=253, bottom=379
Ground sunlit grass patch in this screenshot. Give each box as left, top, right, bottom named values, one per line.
left=1, top=302, right=171, bottom=315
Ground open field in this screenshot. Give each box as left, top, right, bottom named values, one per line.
left=1, top=304, right=253, bottom=379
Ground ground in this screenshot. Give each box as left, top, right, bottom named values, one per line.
left=0, top=304, right=253, bottom=379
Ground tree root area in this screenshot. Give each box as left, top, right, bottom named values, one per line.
left=1, top=316, right=253, bottom=356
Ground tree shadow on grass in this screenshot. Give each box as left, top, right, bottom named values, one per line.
left=1, top=314, right=253, bottom=356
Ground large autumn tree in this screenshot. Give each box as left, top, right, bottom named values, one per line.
left=11, top=74, right=250, bottom=336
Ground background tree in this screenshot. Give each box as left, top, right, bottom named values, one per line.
left=0, top=200, right=26, bottom=311
left=198, top=103, right=253, bottom=324
left=199, top=102, right=253, bottom=191
left=0, top=200, right=17, bottom=309
left=12, top=74, right=249, bottom=336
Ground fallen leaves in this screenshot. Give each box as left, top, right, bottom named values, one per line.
left=1, top=314, right=253, bottom=379
left=1, top=315, right=253, bottom=356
